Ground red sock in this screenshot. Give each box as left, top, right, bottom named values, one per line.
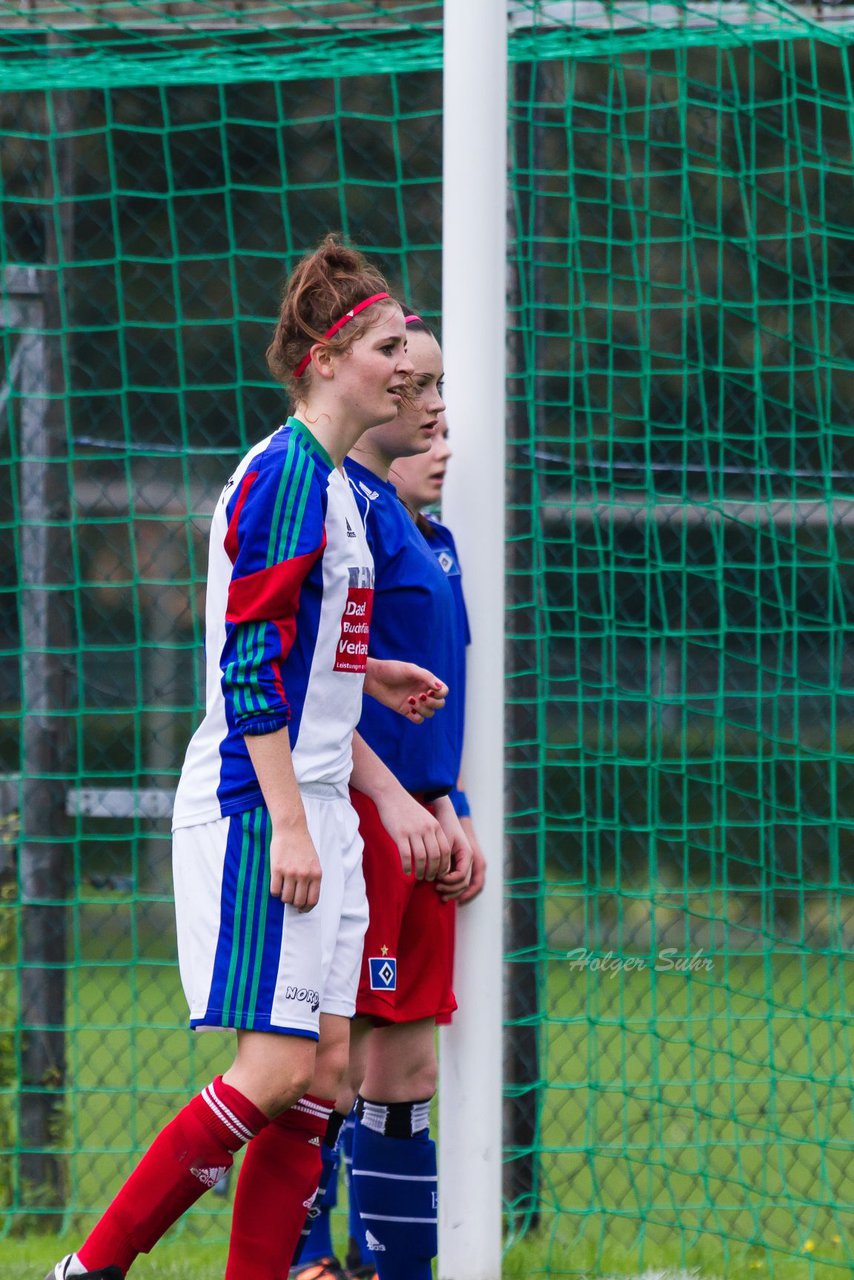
left=226, top=1094, right=333, bottom=1280
left=79, top=1077, right=267, bottom=1274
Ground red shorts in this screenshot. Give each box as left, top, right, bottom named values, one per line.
left=351, top=787, right=457, bottom=1025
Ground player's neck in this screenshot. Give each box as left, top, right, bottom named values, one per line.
left=292, top=406, right=368, bottom=469
left=348, top=441, right=393, bottom=483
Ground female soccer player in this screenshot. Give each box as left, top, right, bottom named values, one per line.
left=390, top=408, right=487, bottom=903
left=293, top=313, right=485, bottom=1280
left=46, top=242, right=455, bottom=1280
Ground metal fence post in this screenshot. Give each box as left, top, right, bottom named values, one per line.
left=6, top=254, right=73, bottom=1221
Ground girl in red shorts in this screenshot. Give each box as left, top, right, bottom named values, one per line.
left=293, top=315, right=485, bottom=1280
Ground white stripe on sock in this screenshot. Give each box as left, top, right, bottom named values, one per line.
left=352, top=1169, right=436, bottom=1181
left=359, top=1100, right=389, bottom=1135
left=202, top=1082, right=255, bottom=1144
left=410, top=1100, right=431, bottom=1134
left=293, top=1096, right=333, bottom=1120
left=360, top=1212, right=438, bottom=1223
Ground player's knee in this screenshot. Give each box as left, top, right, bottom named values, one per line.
left=344, top=1051, right=366, bottom=1104
left=395, top=1055, right=437, bottom=1100
left=267, top=1052, right=317, bottom=1114
left=310, top=1036, right=350, bottom=1100
left=418, top=1061, right=438, bottom=1099
left=366, top=1020, right=437, bottom=1100
left=336, top=1074, right=359, bottom=1115
left=264, top=1066, right=315, bottom=1117
left=225, top=1033, right=317, bottom=1117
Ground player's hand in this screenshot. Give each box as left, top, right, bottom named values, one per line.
left=269, top=824, right=322, bottom=912
left=432, top=796, right=474, bottom=901
left=455, top=816, right=486, bottom=905
left=374, top=786, right=451, bottom=881
left=363, top=657, right=448, bottom=724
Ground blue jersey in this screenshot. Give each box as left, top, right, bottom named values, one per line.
left=346, top=458, right=469, bottom=796
left=423, top=516, right=472, bottom=816
left=173, top=418, right=374, bottom=828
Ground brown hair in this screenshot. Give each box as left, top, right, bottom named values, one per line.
left=267, top=234, right=397, bottom=395
left=399, top=494, right=439, bottom=541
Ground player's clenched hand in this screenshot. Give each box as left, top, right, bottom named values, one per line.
left=431, top=796, right=474, bottom=901
left=363, top=657, right=448, bottom=724
left=269, top=825, right=322, bottom=913
left=374, top=787, right=451, bottom=881
left=455, top=816, right=486, bottom=905
left=450, top=819, right=483, bottom=901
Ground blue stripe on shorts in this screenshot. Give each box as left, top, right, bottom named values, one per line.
left=204, top=806, right=288, bottom=1030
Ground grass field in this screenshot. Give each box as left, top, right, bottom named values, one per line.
left=1, top=1232, right=852, bottom=1280
left=528, top=948, right=853, bottom=1271
left=1, top=912, right=852, bottom=1278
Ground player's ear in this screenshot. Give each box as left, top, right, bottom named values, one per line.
left=312, top=344, right=336, bottom=380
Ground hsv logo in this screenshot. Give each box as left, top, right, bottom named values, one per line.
left=334, top=565, right=374, bottom=673
left=368, top=955, right=397, bottom=991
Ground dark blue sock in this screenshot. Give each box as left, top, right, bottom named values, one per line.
left=341, top=1112, right=370, bottom=1270
left=350, top=1108, right=437, bottom=1280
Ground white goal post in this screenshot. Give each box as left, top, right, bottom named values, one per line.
left=438, top=3, right=508, bottom=1278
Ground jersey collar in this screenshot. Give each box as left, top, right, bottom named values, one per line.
left=286, top=415, right=335, bottom=472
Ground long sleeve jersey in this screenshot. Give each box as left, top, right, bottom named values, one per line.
left=173, top=417, right=374, bottom=829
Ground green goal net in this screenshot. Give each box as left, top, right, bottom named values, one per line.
left=1, top=3, right=853, bottom=1277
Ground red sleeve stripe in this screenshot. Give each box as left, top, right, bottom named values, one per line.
left=225, top=540, right=325, bottom=628
left=224, top=471, right=258, bottom=565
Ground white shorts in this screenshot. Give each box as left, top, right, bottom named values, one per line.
left=172, top=783, right=368, bottom=1039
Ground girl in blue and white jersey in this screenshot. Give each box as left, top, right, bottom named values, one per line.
left=46, top=240, right=452, bottom=1280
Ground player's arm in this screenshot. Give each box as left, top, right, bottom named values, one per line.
left=220, top=453, right=326, bottom=912
left=364, top=657, right=447, bottom=724
left=350, top=731, right=451, bottom=881
left=244, top=728, right=321, bottom=913
left=221, top=452, right=325, bottom=732
left=432, top=794, right=474, bottom=901
left=456, top=815, right=486, bottom=904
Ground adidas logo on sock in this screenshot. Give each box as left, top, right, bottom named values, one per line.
left=365, top=1229, right=386, bottom=1253
left=191, top=1164, right=228, bottom=1188
left=308, top=1135, right=321, bottom=1146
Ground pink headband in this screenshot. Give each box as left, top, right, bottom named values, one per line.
left=404, top=313, right=422, bottom=324
left=293, top=292, right=391, bottom=378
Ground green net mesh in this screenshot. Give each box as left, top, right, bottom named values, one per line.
left=0, top=2, right=443, bottom=90
left=2, top=2, right=854, bottom=1275
left=504, top=11, right=854, bottom=1276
